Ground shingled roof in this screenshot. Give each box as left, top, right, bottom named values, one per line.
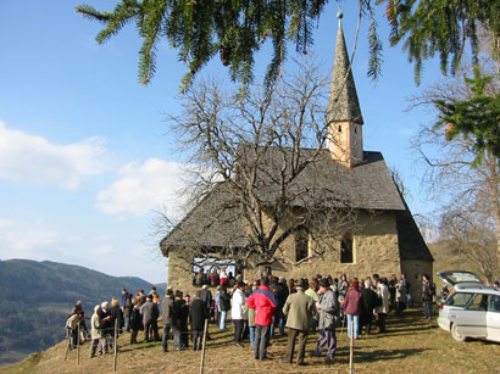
left=161, top=147, right=411, bottom=252
left=160, top=182, right=248, bottom=254
left=237, top=146, right=406, bottom=211
left=327, top=21, right=364, bottom=125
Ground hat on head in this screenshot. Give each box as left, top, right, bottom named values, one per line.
left=202, top=285, right=208, bottom=290
left=319, top=278, right=330, bottom=288
left=296, top=278, right=308, bottom=289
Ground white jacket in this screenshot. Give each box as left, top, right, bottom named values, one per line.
left=231, top=288, right=247, bottom=320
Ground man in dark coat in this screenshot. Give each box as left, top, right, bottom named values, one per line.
left=161, top=288, right=174, bottom=352
left=172, top=290, right=189, bottom=350
left=190, top=290, right=207, bottom=350
left=140, top=295, right=160, bottom=342
left=360, top=279, right=379, bottom=335
left=200, top=285, right=213, bottom=339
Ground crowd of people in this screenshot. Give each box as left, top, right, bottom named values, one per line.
left=66, top=269, right=438, bottom=366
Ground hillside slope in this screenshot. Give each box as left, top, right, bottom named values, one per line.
left=0, top=259, right=156, bottom=366
left=1, top=310, right=499, bottom=374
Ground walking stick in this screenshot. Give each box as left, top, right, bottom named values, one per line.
left=199, top=318, right=209, bottom=374
left=349, top=319, right=354, bottom=374
left=113, top=318, right=118, bottom=372
left=64, top=331, right=70, bottom=361
left=77, top=323, right=80, bottom=365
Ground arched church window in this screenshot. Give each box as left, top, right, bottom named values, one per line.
left=340, top=234, right=353, bottom=263
left=295, top=230, right=309, bottom=262
left=338, top=125, right=342, bottom=132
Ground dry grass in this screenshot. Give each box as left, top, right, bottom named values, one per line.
left=1, top=308, right=498, bottom=374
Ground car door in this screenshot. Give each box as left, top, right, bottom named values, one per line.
left=486, top=294, right=500, bottom=342
left=454, top=293, right=488, bottom=338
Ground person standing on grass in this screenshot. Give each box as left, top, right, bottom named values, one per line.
left=344, top=279, right=362, bottom=340
left=90, top=305, right=105, bottom=358
left=282, top=279, right=315, bottom=366
left=395, top=276, right=407, bottom=315
left=161, top=288, right=174, bottom=352
left=141, top=295, right=160, bottom=342
left=376, top=278, right=390, bottom=333
left=422, top=274, right=435, bottom=319
left=360, top=279, right=378, bottom=335
left=129, top=298, right=142, bottom=344
left=123, top=294, right=133, bottom=332
left=109, top=297, right=124, bottom=334
left=218, top=284, right=231, bottom=331
left=247, top=276, right=277, bottom=360
left=172, top=290, right=189, bottom=350
left=231, top=281, right=247, bottom=346
left=247, top=280, right=260, bottom=349
left=312, top=278, right=339, bottom=364
left=190, top=290, right=207, bottom=351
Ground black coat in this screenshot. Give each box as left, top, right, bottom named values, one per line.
left=219, top=290, right=231, bottom=312
left=110, top=306, right=124, bottom=329
left=130, top=307, right=143, bottom=331
left=190, top=298, right=207, bottom=331
left=172, top=299, right=189, bottom=331
left=200, top=289, right=213, bottom=312
left=360, top=288, right=379, bottom=321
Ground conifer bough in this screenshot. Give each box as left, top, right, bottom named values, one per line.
left=76, top=0, right=499, bottom=91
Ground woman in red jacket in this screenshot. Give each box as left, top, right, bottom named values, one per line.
left=343, top=279, right=362, bottom=340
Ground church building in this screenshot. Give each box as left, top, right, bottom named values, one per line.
left=160, top=19, right=433, bottom=300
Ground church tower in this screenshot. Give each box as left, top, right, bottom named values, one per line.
left=327, top=14, right=364, bottom=168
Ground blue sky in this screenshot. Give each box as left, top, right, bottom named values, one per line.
left=0, top=1, right=444, bottom=283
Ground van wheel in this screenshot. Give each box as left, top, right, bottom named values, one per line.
left=451, top=324, right=466, bottom=342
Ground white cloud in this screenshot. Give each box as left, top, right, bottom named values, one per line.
left=0, top=219, right=69, bottom=258
left=96, top=158, right=188, bottom=216
left=0, top=122, right=106, bottom=189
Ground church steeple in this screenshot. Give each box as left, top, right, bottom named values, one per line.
left=327, top=13, right=364, bottom=168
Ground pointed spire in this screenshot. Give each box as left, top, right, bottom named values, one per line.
left=327, top=16, right=364, bottom=125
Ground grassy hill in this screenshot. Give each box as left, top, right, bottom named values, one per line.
left=1, top=309, right=498, bottom=374
left=0, top=259, right=157, bottom=366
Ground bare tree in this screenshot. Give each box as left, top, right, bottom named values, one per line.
left=411, top=57, right=500, bottom=275
left=439, top=209, right=497, bottom=282
left=162, top=59, right=360, bottom=276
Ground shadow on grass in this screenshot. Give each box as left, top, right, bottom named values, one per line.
left=335, top=348, right=428, bottom=365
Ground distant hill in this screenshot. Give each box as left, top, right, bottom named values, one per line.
left=0, top=259, right=158, bottom=366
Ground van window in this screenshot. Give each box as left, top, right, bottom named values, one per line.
left=466, top=293, right=488, bottom=311
left=446, top=292, right=473, bottom=307
left=489, top=295, right=500, bottom=313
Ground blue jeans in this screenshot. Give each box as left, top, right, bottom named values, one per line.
left=219, top=311, right=227, bottom=330
left=347, top=314, right=359, bottom=340
left=249, top=326, right=255, bottom=348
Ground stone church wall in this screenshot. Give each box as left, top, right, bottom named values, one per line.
left=401, top=259, right=433, bottom=303
left=272, top=211, right=402, bottom=281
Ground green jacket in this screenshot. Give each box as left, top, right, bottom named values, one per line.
left=283, top=290, right=315, bottom=331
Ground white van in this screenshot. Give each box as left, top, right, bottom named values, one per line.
left=437, top=270, right=500, bottom=343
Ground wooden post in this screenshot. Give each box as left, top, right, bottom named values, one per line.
left=199, top=318, right=209, bottom=374
left=77, top=323, right=80, bottom=365
left=349, top=319, right=354, bottom=374
left=113, top=318, right=118, bottom=372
